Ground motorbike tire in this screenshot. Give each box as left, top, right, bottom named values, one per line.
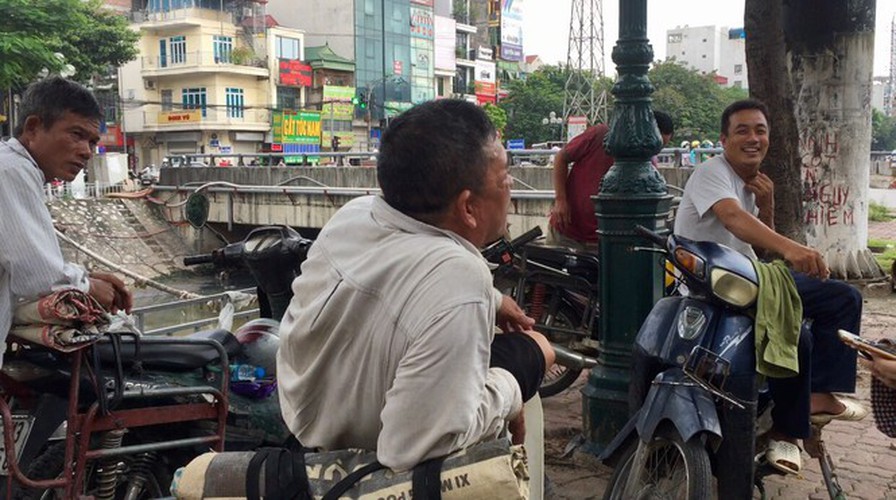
left=534, top=301, right=583, bottom=398
left=11, top=441, right=170, bottom=500
left=604, top=427, right=712, bottom=500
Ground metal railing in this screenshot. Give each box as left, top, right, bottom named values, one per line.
left=44, top=182, right=126, bottom=201
left=131, top=287, right=259, bottom=336
left=142, top=51, right=267, bottom=71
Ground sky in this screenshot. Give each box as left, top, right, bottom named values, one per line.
left=523, top=1, right=896, bottom=77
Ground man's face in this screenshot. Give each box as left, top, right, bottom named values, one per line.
left=471, top=138, right=512, bottom=246
left=721, top=109, right=769, bottom=174
left=21, top=111, right=100, bottom=182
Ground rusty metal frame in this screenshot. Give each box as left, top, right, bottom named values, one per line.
left=0, top=336, right=230, bottom=498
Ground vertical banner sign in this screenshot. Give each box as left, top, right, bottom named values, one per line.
left=500, top=0, right=524, bottom=61
left=474, top=59, right=497, bottom=105
left=434, top=16, right=457, bottom=73
left=567, top=115, right=588, bottom=142
left=272, top=111, right=321, bottom=163
left=410, top=2, right=435, bottom=104
left=322, top=85, right=355, bottom=148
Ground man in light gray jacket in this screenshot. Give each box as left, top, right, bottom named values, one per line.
left=277, top=99, right=554, bottom=471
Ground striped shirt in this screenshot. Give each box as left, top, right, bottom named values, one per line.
left=0, top=138, right=89, bottom=364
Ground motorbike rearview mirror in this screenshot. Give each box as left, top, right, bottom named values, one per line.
left=185, top=192, right=210, bottom=229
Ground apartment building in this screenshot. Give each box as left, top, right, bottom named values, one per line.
left=665, top=25, right=748, bottom=89
left=120, top=0, right=307, bottom=165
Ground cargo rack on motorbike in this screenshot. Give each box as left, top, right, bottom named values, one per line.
left=0, top=334, right=230, bottom=498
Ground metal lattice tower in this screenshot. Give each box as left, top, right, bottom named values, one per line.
left=563, top=0, right=607, bottom=128
left=888, top=15, right=896, bottom=116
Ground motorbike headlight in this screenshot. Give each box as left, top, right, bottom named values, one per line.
left=674, top=248, right=705, bottom=278
left=710, top=268, right=758, bottom=308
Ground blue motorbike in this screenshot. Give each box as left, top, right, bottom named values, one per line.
left=599, top=226, right=845, bottom=500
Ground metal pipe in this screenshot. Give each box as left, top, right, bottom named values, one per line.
left=552, top=343, right=598, bottom=370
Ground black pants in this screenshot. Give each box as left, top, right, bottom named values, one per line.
left=490, top=332, right=546, bottom=402
left=768, top=272, right=862, bottom=438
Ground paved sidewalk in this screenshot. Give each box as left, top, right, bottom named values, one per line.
left=543, top=294, right=896, bottom=500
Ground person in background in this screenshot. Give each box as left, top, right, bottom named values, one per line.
left=548, top=111, right=674, bottom=250
left=0, top=77, right=132, bottom=365
left=277, top=99, right=555, bottom=471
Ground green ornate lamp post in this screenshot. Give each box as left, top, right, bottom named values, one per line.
left=582, top=0, right=672, bottom=453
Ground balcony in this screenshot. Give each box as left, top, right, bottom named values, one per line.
left=141, top=108, right=271, bottom=132
left=133, top=7, right=234, bottom=30
left=142, top=51, right=269, bottom=78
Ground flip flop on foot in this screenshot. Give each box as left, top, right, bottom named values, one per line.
left=810, top=398, right=869, bottom=425
left=765, top=439, right=802, bottom=475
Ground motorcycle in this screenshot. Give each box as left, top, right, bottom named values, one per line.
left=598, top=225, right=845, bottom=500
left=0, top=226, right=311, bottom=499
left=485, top=227, right=599, bottom=397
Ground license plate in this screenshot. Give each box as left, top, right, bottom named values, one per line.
left=0, top=415, right=34, bottom=475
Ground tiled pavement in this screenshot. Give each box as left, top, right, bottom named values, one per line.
left=542, top=291, right=896, bottom=500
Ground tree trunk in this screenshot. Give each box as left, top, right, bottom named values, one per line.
left=746, top=0, right=884, bottom=279
left=744, top=0, right=804, bottom=242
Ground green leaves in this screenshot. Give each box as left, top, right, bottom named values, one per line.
left=0, top=0, right=139, bottom=89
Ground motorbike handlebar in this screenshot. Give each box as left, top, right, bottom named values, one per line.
left=183, top=254, right=214, bottom=266
left=509, top=226, right=544, bottom=250
left=634, top=225, right=668, bottom=247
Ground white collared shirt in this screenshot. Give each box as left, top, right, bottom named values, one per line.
left=0, top=138, right=90, bottom=364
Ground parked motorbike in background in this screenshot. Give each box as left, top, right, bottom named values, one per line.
left=598, top=226, right=845, bottom=500
left=485, top=227, right=599, bottom=397
left=0, top=226, right=311, bottom=499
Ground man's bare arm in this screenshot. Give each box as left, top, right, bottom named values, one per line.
left=711, top=199, right=829, bottom=279
left=551, top=149, right=571, bottom=229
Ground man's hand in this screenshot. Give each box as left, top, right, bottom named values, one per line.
left=508, top=411, right=525, bottom=445
left=496, top=295, right=535, bottom=333
left=860, top=354, right=896, bottom=389
left=782, top=243, right=830, bottom=280
left=745, top=172, right=775, bottom=214
left=552, top=198, right=571, bottom=231
left=89, top=272, right=133, bottom=314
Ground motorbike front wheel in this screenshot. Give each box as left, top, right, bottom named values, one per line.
left=604, top=427, right=712, bottom=500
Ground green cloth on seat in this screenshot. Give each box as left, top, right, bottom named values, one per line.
left=752, top=260, right=803, bottom=378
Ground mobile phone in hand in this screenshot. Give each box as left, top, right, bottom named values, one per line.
left=838, top=329, right=896, bottom=361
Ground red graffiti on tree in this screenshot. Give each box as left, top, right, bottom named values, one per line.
left=800, top=129, right=854, bottom=228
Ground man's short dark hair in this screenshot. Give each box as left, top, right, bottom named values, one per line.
left=653, top=110, right=674, bottom=136
left=377, top=99, right=497, bottom=219
left=13, top=77, right=103, bottom=137
left=720, top=99, right=769, bottom=136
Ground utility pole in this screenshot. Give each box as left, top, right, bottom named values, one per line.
left=564, top=0, right=608, bottom=131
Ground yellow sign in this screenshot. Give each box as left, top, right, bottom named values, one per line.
left=159, top=110, right=202, bottom=123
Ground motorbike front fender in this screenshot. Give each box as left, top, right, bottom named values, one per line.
left=635, top=370, right=722, bottom=449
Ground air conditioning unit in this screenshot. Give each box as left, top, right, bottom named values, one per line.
left=144, top=79, right=155, bottom=90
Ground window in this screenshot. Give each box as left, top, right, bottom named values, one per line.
left=701, top=54, right=707, bottom=58
left=702, top=38, right=707, bottom=43
left=213, top=36, right=233, bottom=64
left=182, top=87, right=207, bottom=117
left=734, top=64, right=743, bottom=75
left=277, top=86, right=300, bottom=110
left=169, top=36, right=187, bottom=65
left=276, top=36, right=301, bottom=60
left=225, top=88, right=244, bottom=118
left=161, top=89, right=173, bottom=111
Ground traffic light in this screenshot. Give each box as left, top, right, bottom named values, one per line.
left=352, top=91, right=368, bottom=109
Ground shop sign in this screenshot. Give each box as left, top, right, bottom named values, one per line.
left=272, top=110, right=321, bottom=145
left=279, top=60, right=313, bottom=87
left=159, top=110, right=202, bottom=123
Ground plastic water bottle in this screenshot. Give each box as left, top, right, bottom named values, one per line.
left=230, top=364, right=265, bottom=382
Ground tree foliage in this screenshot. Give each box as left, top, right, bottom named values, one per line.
left=648, top=60, right=749, bottom=142
left=499, top=66, right=568, bottom=146
left=499, top=62, right=747, bottom=146
left=872, top=109, right=896, bottom=152
left=483, top=103, right=507, bottom=136
left=0, top=0, right=139, bottom=90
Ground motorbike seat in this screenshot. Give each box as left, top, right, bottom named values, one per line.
left=96, top=329, right=241, bottom=371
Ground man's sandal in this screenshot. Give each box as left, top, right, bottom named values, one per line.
left=765, top=439, right=802, bottom=475
left=810, top=398, right=869, bottom=425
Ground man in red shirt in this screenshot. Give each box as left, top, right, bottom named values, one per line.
left=548, top=111, right=674, bottom=249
